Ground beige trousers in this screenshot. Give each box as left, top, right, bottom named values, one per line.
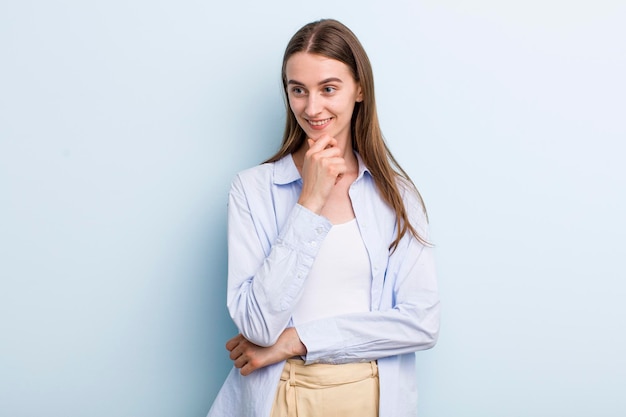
left=270, top=359, right=379, bottom=417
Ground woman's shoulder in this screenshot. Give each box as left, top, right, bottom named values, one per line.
left=230, top=162, right=274, bottom=193
left=395, top=176, right=429, bottom=233
left=230, top=154, right=296, bottom=192
left=235, top=161, right=274, bottom=180
left=395, top=177, right=424, bottom=207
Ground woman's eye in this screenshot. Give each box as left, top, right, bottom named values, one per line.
left=323, top=86, right=336, bottom=94
left=292, top=87, right=305, bottom=95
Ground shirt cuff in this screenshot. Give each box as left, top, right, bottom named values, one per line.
left=296, top=319, right=345, bottom=364
left=277, top=204, right=332, bottom=259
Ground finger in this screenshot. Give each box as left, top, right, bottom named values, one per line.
left=307, top=135, right=334, bottom=152
left=234, top=354, right=248, bottom=369
left=229, top=339, right=248, bottom=360
left=316, top=146, right=342, bottom=159
left=307, top=148, right=342, bottom=167
left=317, top=155, right=347, bottom=172
left=321, top=135, right=338, bottom=148
left=240, top=362, right=254, bottom=376
left=229, top=345, right=241, bottom=361
left=225, top=334, right=243, bottom=351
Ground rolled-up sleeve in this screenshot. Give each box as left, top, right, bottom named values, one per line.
left=227, top=174, right=332, bottom=347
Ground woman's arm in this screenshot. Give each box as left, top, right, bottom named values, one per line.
left=295, top=183, right=440, bottom=364
left=227, top=136, right=348, bottom=347
left=228, top=221, right=439, bottom=371
left=227, top=174, right=331, bottom=347
left=296, top=236, right=440, bottom=364
left=226, top=327, right=306, bottom=376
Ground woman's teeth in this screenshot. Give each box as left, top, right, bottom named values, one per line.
left=308, top=118, right=330, bottom=126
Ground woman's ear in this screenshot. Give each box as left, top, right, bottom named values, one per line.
left=356, top=85, right=363, bottom=103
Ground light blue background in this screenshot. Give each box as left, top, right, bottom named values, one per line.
left=1, top=1, right=624, bottom=416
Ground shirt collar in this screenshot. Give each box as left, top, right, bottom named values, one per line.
left=273, top=154, right=301, bottom=185
left=272, top=152, right=371, bottom=185
left=354, top=152, right=371, bottom=181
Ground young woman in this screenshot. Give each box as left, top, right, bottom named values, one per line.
left=207, top=19, right=440, bottom=417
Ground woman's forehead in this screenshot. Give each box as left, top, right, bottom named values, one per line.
left=285, top=52, right=353, bottom=83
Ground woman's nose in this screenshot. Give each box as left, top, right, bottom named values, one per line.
left=305, top=94, right=322, bottom=116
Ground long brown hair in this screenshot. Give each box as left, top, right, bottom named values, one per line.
left=265, top=19, right=429, bottom=250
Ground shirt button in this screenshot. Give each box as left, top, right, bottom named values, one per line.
left=315, top=227, right=324, bottom=234
left=310, top=241, right=318, bottom=247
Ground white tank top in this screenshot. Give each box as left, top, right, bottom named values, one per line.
left=291, top=218, right=372, bottom=325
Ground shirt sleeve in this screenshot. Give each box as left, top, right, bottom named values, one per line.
left=226, top=174, right=332, bottom=347
left=295, top=189, right=441, bottom=364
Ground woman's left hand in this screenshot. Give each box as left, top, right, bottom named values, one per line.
left=226, top=327, right=307, bottom=376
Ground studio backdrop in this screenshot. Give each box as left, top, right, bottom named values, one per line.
left=1, top=1, right=624, bottom=416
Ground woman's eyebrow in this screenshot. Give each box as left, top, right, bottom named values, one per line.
left=287, top=77, right=344, bottom=86
left=318, top=77, right=343, bottom=84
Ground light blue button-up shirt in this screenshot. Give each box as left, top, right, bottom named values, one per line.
left=208, top=153, right=440, bottom=417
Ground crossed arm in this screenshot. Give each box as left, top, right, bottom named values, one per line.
left=225, top=135, right=344, bottom=375
left=226, top=327, right=306, bottom=376
left=225, top=137, right=439, bottom=375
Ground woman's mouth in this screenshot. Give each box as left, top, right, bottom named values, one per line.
left=306, top=118, right=332, bottom=129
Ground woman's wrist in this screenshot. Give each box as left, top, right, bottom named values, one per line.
left=283, top=327, right=307, bottom=357
left=297, top=195, right=324, bottom=215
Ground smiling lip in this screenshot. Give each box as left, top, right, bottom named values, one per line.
left=306, top=118, right=332, bottom=130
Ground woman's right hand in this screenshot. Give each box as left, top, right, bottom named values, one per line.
left=297, top=134, right=346, bottom=214
left=226, top=328, right=307, bottom=376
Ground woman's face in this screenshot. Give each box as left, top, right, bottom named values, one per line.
left=285, top=52, right=363, bottom=146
